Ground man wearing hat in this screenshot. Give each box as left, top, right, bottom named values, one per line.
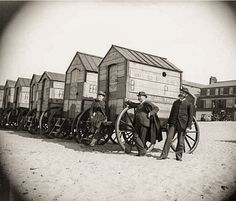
left=126, top=91, right=162, bottom=156
left=89, top=91, right=107, bottom=146
left=157, top=87, right=193, bottom=161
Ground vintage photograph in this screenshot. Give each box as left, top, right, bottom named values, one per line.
left=0, top=1, right=236, bottom=201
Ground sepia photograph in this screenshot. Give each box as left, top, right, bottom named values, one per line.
left=0, top=1, right=236, bottom=201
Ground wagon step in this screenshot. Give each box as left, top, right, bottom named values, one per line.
left=49, top=118, right=66, bottom=137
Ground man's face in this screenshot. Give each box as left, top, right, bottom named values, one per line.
left=138, top=95, right=145, bottom=102
left=178, top=91, right=187, bottom=100
left=97, top=95, right=104, bottom=101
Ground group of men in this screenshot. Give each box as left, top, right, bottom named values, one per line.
left=88, top=87, right=194, bottom=161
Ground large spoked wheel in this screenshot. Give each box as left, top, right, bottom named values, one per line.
left=74, top=109, right=112, bottom=145
left=115, top=107, right=154, bottom=154
left=16, top=108, right=29, bottom=130
left=7, top=109, right=18, bottom=129
left=170, top=117, right=200, bottom=154
left=39, top=107, right=62, bottom=137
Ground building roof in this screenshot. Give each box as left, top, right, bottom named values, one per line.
left=76, top=52, right=102, bottom=72
left=5, top=80, right=16, bottom=88
left=110, top=45, right=182, bottom=72
left=182, top=80, right=206, bottom=89
left=0, top=85, right=4, bottom=90
left=16, top=77, right=31, bottom=87
left=39, top=71, right=65, bottom=83
left=30, top=74, right=41, bottom=86
left=203, top=80, right=236, bottom=88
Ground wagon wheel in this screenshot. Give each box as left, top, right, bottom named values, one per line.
left=110, top=130, right=118, bottom=144
left=16, top=108, right=29, bottom=130
left=97, top=125, right=113, bottom=145
left=39, top=107, right=62, bottom=137
left=115, top=107, right=154, bottom=154
left=170, top=117, right=200, bottom=154
left=71, top=113, right=81, bottom=140
left=74, top=109, right=111, bottom=145
left=0, top=108, right=12, bottom=128
left=7, top=109, right=18, bottom=129
left=74, top=109, right=90, bottom=143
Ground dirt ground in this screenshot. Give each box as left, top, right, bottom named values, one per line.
left=0, top=122, right=236, bottom=201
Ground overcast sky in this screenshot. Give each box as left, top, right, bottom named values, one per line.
left=0, top=1, right=236, bottom=86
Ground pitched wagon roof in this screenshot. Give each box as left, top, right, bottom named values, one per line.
left=16, top=77, right=31, bottom=87
left=76, top=52, right=102, bottom=72
left=30, top=74, right=41, bottom=85
left=39, top=71, right=65, bottom=83
left=5, top=80, right=16, bottom=88
left=111, top=45, right=182, bottom=72
left=203, top=80, right=236, bottom=88
left=182, top=80, right=206, bottom=89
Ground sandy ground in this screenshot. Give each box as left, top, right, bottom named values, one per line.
left=0, top=122, right=236, bottom=201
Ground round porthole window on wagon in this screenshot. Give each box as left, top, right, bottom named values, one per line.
left=162, top=72, right=167, bottom=77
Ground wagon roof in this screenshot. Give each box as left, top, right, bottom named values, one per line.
left=39, top=71, right=65, bottom=82
left=202, top=80, right=236, bottom=88
left=67, top=52, right=102, bottom=73
left=30, top=74, right=41, bottom=86
left=182, top=80, right=206, bottom=89
left=5, top=80, right=16, bottom=88
left=16, top=77, right=31, bottom=87
left=109, top=45, right=182, bottom=72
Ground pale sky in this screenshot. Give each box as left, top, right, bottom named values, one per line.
left=0, top=1, right=236, bottom=86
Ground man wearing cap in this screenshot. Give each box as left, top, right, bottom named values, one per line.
left=157, top=87, right=193, bottom=161
left=89, top=91, right=107, bottom=146
left=126, top=91, right=162, bottom=156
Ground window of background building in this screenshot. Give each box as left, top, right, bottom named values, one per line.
left=201, top=89, right=207, bottom=96
left=220, top=88, right=224, bottom=95
left=229, top=87, right=233, bottom=95
left=226, top=99, right=234, bottom=108
left=207, top=89, right=210, bottom=96
left=204, top=100, right=212, bottom=108
left=215, top=88, right=219, bottom=95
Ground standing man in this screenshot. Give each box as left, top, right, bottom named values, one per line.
left=157, top=87, right=193, bottom=161
left=126, top=91, right=162, bottom=156
left=89, top=91, right=107, bottom=146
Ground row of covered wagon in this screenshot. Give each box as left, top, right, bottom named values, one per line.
left=0, top=45, right=200, bottom=154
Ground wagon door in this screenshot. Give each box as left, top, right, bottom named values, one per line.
left=15, top=87, right=20, bottom=108
left=108, top=64, right=118, bottom=94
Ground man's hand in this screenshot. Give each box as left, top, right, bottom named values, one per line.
left=185, top=127, right=191, bottom=132
left=147, top=112, right=151, bottom=119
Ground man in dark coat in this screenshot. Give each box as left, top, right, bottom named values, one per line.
left=89, top=91, right=107, bottom=146
left=157, top=87, right=194, bottom=161
left=126, top=91, right=162, bottom=156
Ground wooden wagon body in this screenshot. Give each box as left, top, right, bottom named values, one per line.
left=63, top=52, right=102, bottom=119
left=2, top=77, right=31, bottom=128
left=13, top=77, right=31, bottom=109
left=29, top=74, right=41, bottom=110
left=2, top=80, right=16, bottom=110
left=98, top=45, right=182, bottom=123
left=0, top=85, right=4, bottom=109
left=46, top=52, right=102, bottom=138
left=37, top=71, right=65, bottom=116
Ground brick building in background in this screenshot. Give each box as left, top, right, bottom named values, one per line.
left=196, top=76, right=236, bottom=121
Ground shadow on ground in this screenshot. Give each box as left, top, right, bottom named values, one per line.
left=1, top=129, right=162, bottom=157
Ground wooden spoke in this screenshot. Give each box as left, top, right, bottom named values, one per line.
left=185, top=134, right=195, bottom=142
left=185, top=137, right=192, bottom=149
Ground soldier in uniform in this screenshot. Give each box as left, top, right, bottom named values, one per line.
left=126, top=91, right=162, bottom=156
left=89, top=91, right=107, bottom=146
left=157, top=87, right=193, bottom=161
